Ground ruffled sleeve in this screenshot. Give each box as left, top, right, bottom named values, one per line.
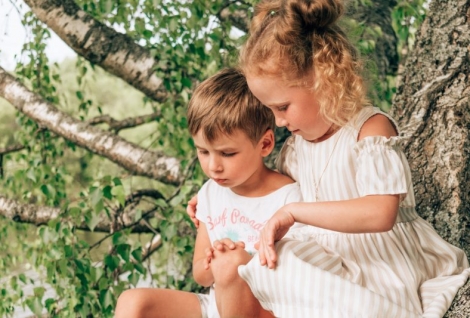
left=354, top=136, right=409, bottom=200
left=275, top=136, right=299, bottom=182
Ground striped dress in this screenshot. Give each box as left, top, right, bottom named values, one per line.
left=238, top=106, right=470, bottom=317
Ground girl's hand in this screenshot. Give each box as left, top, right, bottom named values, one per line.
left=186, top=194, right=199, bottom=228
left=257, top=207, right=295, bottom=269
left=212, top=238, right=245, bottom=252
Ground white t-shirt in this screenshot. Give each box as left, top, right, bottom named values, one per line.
left=196, top=179, right=303, bottom=253
left=195, top=179, right=303, bottom=318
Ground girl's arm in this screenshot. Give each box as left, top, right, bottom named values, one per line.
left=257, top=114, right=402, bottom=268
left=192, top=223, right=215, bottom=287
left=258, top=194, right=400, bottom=268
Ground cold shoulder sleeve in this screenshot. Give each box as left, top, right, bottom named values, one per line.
left=276, top=136, right=299, bottom=181
left=353, top=136, right=409, bottom=200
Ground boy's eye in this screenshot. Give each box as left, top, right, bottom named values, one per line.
left=197, top=149, right=209, bottom=155
left=222, top=152, right=236, bottom=157
left=277, top=105, right=288, bottom=112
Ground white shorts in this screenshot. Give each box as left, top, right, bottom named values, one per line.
left=196, top=287, right=219, bottom=318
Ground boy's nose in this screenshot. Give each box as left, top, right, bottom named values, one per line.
left=209, top=157, right=223, bottom=172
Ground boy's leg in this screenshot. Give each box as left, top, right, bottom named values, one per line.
left=115, top=288, right=203, bottom=318
left=211, top=247, right=274, bottom=318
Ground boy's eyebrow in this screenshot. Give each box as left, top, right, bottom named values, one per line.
left=195, top=144, right=238, bottom=152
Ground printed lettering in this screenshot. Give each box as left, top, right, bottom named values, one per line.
left=207, top=209, right=227, bottom=230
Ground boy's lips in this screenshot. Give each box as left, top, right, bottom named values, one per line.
left=213, top=178, right=228, bottom=184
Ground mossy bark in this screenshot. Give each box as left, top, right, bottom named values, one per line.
left=390, top=0, right=470, bottom=315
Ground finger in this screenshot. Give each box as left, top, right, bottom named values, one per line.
left=235, top=241, right=245, bottom=249
left=204, top=257, right=211, bottom=270
left=257, top=240, right=268, bottom=266
left=212, top=240, right=225, bottom=251
left=205, top=247, right=214, bottom=258
left=266, top=242, right=278, bottom=269
left=218, top=238, right=236, bottom=249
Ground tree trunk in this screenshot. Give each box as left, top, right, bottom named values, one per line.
left=390, top=0, right=470, bottom=315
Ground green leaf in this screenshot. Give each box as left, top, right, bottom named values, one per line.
left=26, top=169, right=36, bottom=182
left=112, top=232, right=126, bottom=245
left=116, top=244, right=131, bottom=262
left=127, top=271, right=140, bottom=286
left=99, top=289, right=113, bottom=310
left=90, top=266, right=104, bottom=283
left=90, top=187, right=102, bottom=207
left=85, top=212, right=101, bottom=232
left=112, top=177, right=122, bottom=186
left=131, top=248, right=142, bottom=262
left=26, top=296, right=43, bottom=317
left=111, top=185, right=126, bottom=207
left=104, top=254, right=120, bottom=271
left=102, top=185, right=113, bottom=200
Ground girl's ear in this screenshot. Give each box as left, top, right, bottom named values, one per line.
left=259, top=129, right=275, bottom=157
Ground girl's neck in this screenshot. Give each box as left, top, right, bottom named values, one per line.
left=310, top=124, right=340, bottom=143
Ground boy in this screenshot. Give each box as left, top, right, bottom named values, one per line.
left=115, top=68, right=301, bottom=318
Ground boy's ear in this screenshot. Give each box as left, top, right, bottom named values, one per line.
left=259, top=129, right=275, bottom=157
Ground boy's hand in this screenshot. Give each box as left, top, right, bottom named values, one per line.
left=186, top=194, right=199, bottom=228
left=203, top=246, right=215, bottom=270
left=257, top=207, right=295, bottom=269
left=212, top=238, right=245, bottom=252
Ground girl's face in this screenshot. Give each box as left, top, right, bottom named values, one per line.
left=247, top=75, right=332, bottom=142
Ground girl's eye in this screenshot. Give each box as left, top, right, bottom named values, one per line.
left=277, top=105, right=288, bottom=112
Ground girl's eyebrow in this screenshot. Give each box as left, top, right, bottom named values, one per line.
left=266, top=101, right=288, bottom=108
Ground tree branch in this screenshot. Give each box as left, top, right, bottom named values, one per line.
left=87, top=111, right=161, bottom=132
left=0, top=144, right=26, bottom=155
left=22, top=0, right=167, bottom=102
left=0, top=194, right=161, bottom=233
left=0, top=67, right=182, bottom=185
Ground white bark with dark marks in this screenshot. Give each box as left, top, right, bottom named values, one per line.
left=0, top=67, right=182, bottom=185
left=22, top=0, right=167, bottom=102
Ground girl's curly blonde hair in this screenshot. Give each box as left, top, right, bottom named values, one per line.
left=240, top=0, right=370, bottom=127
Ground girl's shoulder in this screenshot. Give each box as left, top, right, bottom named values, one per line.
left=351, top=107, right=399, bottom=141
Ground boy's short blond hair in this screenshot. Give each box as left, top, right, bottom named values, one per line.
left=187, top=68, right=276, bottom=144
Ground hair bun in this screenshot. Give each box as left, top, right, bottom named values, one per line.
left=284, top=0, right=343, bottom=30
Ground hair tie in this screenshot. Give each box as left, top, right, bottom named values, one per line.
left=270, top=10, right=276, bottom=16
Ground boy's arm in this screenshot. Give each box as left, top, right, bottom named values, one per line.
left=192, top=222, right=214, bottom=287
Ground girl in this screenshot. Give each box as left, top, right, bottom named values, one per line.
left=188, top=0, right=470, bottom=317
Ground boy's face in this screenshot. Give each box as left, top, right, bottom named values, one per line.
left=193, top=129, right=268, bottom=195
